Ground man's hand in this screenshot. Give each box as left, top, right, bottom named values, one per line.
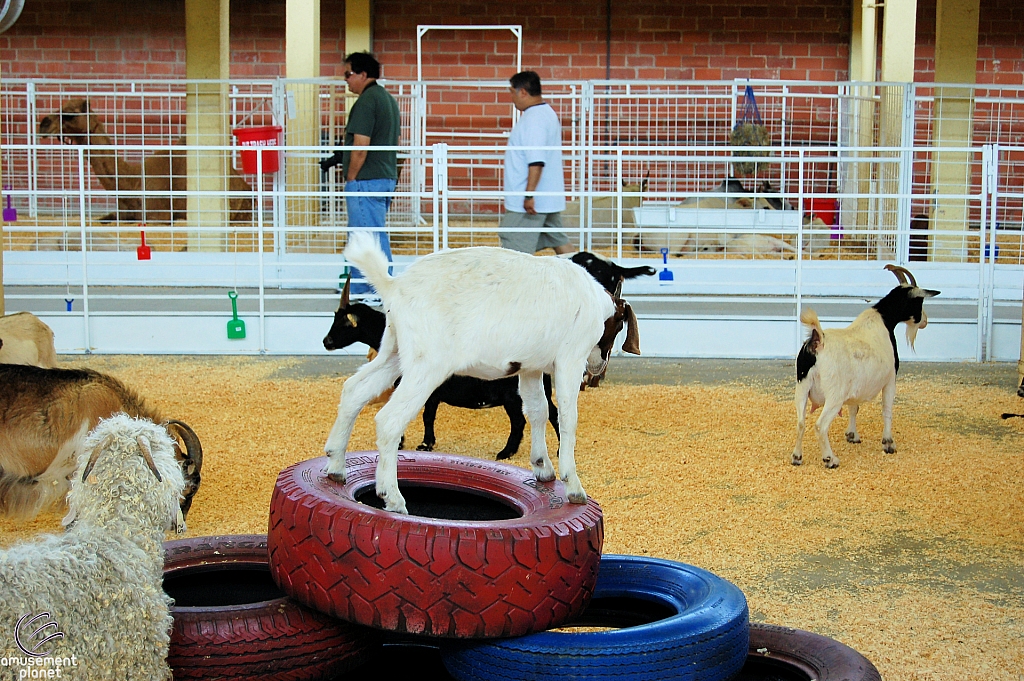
left=524, top=197, right=537, bottom=215
left=320, top=152, right=343, bottom=173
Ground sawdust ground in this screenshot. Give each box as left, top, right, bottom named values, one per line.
left=1, top=355, right=1022, bottom=681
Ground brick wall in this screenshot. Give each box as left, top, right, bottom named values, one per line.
left=374, top=0, right=854, bottom=82
left=0, top=0, right=1020, bottom=84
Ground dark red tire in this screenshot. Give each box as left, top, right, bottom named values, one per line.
left=267, top=452, right=604, bottom=639
left=737, top=623, right=882, bottom=681
left=164, top=534, right=380, bottom=680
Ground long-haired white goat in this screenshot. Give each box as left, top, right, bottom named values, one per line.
left=792, top=265, right=939, bottom=468
left=0, top=414, right=185, bottom=681
left=324, top=232, right=640, bottom=514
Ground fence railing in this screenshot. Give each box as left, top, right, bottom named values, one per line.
left=2, top=77, right=1023, bottom=359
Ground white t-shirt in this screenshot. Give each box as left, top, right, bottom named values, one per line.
left=504, top=102, right=566, bottom=214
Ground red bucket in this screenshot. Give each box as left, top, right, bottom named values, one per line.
left=803, top=198, right=838, bottom=226
left=232, top=125, right=282, bottom=174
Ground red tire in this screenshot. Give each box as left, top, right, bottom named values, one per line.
left=267, top=452, right=604, bottom=638
left=164, top=534, right=380, bottom=680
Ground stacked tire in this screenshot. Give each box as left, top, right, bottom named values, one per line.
left=266, top=452, right=604, bottom=639
left=163, top=534, right=379, bottom=680
left=165, top=450, right=877, bottom=680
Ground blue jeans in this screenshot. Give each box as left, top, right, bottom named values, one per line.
left=346, top=178, right=396, bottom=294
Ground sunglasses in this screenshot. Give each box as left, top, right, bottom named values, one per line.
left=344, top=71, right=357, bottom=79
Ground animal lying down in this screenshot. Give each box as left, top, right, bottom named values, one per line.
left=324, top=233, right=640, bottom=513
left=629, top=178, right=800, bottom=256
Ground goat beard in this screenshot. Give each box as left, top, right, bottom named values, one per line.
left=906, top=318, right=925, bottom=350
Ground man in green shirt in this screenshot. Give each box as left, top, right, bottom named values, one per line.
left=320, top=52, right=401, bottom=296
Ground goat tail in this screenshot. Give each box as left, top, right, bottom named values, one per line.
left=344, top=231, right=395, bottom=298
left=800, top=308, right=825, bottom=350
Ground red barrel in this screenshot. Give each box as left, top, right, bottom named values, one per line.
left=232, top=125, right=282, bottom=174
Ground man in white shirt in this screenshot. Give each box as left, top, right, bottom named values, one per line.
left=499, top=71, right=574, bottom=255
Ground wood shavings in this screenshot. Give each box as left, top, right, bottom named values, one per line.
left=1, top=355, right=1021, bottom=680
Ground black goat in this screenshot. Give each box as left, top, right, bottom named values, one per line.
left=323, top=278, right=558, bottom=460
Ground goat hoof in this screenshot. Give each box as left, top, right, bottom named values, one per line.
left=326, top=471, right=346, bottom=483
left=845, top=432, right=861, bottom=444
left=791, top=454, right=803, bottom=466
left=495, top=450, right=514, bottom=460
left=823, top=456, right=839, bottom=469
left=567, top=491, right=588, bottom=504
left=882, top=439, right=896, bottom=454
left=415, top=442, right=434, bottom=452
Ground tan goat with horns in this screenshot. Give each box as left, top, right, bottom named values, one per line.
left=792, top=264, right=939, bottom=468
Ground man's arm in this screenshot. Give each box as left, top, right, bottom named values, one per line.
left=347, top=134, right=371, bottom=181
left=523, top=162, right=544, bottom=215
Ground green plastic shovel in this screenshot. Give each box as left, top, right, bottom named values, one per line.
left=227, top=290, right=246, bottom=339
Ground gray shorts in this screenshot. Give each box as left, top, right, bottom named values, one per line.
left=498, top=211, right=573, bottom=253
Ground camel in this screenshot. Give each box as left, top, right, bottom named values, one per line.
left=38, top=99, right=254, bottom=224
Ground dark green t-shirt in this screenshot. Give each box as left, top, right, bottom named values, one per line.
left=342, top=81, right=401, bottom=181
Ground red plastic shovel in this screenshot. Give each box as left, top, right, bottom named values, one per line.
left=137, top=229, right=151, bottom=260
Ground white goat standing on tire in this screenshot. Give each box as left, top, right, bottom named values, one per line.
left=792, top=265, right=939, bottom=468
left=324, top=232, right=640, bottom=514
left=0, top=414, right=186, bottom=681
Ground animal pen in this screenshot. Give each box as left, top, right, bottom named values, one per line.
left=1, top=77, right=1023, bottom=360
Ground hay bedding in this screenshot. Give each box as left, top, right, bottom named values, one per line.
left=1, top=356, right=1022, bottom=680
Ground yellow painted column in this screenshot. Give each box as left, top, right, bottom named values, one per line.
left=185, top=0, right=230, bottom=252
left=848, top=1, right=878, bottom=244
left=285, top=0, right=321, bottom=230
left=877, top=0, right=917, bottom=258
left=931, top=0, right=980, bottom=263
left=346, top=0, right=372, bottom=55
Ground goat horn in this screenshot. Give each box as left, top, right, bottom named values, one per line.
left=136, top=435, right=163, bottom=482
left=884, top=264, right=917, bottom=287
left=340, top=272, right=351, bottom=309
left=613, top=277, right=623, bottom=300
left=164, top=420, right=203, bottom=478
left=81, top=433, right=115, bottom=481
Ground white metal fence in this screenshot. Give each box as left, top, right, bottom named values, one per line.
left=1, top=77, right=1022, bottom=360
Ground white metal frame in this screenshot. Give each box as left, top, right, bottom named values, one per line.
left=2, top=77, right=1023, bottom=360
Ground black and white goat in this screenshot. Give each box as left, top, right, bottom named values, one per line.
left=792, top=265, right=938, bottom=468
left=323, top=277, right=559, bottom=460
left=568, top=251, right=654, bottom=386
left=324, top=233, right=640, bottom=513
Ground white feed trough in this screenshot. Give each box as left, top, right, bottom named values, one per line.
left=632, top=203, right=802, bottom=232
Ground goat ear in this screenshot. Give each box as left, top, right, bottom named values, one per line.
left=612, top=277, right=623, bottom=299
left=621, top=303, right=641, bottom=355
left=917, top=288, right=940, bottom=298
left=346, top=313, right=359, bottom=327
left=340, top=273, right=351, bottom=309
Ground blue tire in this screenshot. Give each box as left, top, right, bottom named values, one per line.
left=441, top=555, right=749, bottom=681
